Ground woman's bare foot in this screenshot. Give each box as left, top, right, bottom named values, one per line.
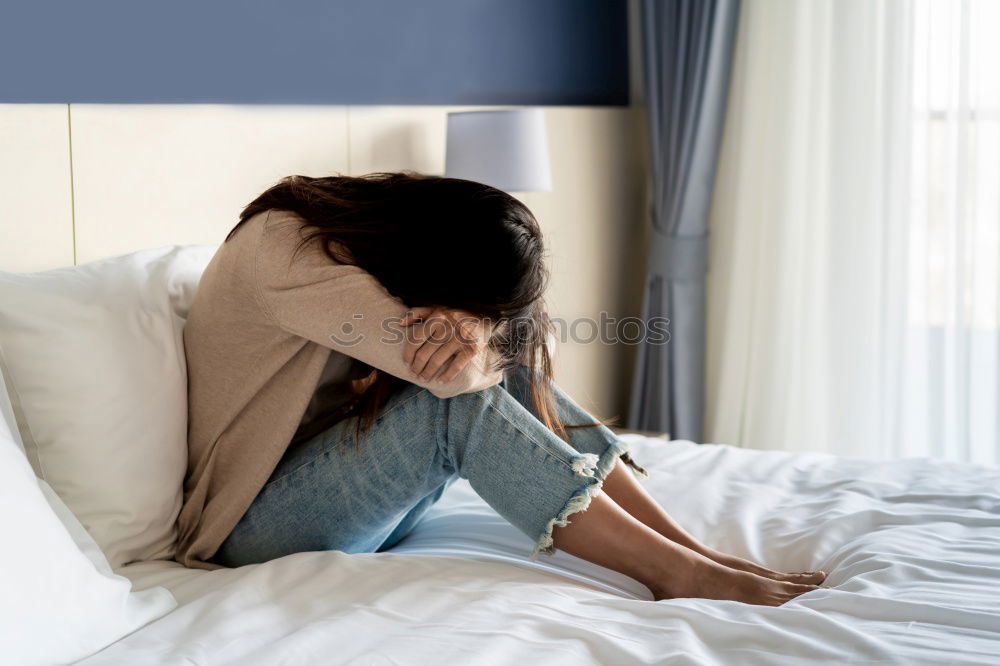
left=705, top=550, right=827, bottom=585
left=650, top=553, right=820, bottom=606
left=595, top=463, right=827, bottom=589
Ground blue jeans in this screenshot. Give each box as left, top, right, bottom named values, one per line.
left=210, top=367, right=647, bottom=568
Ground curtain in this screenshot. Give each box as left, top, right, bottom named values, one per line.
left=629, top=0, right=741, bottom=440
left=706, top=0, right=1000, bottom=466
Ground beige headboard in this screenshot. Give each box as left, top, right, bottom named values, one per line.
left=0, top=103, right=647, bottom=418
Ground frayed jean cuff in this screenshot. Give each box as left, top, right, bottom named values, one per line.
left=529, top=437, right=648, bottom=559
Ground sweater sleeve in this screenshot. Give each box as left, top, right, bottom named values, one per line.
left=252, top=210, right=503, bottom=398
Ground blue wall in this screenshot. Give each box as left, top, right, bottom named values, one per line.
left=0, top=0, right=628, bottom=105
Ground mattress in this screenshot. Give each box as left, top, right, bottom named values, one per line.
left=80, top=435, right=1000, bottom=665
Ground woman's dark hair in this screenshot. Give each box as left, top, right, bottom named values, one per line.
left=228, top=171, right=584, bottom=441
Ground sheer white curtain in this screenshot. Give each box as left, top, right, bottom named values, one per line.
left=705, top=0, right=1000, bottom=465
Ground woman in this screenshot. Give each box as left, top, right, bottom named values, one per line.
left=176, top=172, right=824, bottom=605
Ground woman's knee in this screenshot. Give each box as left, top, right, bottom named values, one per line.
left=437, top=383, right=546, bottom=452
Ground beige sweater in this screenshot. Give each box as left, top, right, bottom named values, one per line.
left=176, top=209, right=503, bottom=570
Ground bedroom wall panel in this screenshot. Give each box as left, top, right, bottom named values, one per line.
left=347, top=106, right=452, bottom=175
left=70, top=105, right=350, bottom=263
left=0, top=104, right=74, bottom=271
left=1, top=1, right=628, bottom=106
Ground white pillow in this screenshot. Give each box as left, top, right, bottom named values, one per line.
left=0, top=360, right=177, bottom=665
left=0, top=245, right=216, bottom=568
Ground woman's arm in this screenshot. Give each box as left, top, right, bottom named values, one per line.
left=252, top=210, right=503, bottom=398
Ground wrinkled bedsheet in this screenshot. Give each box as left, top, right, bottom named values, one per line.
left=81, top=435, right=1000, bottom=665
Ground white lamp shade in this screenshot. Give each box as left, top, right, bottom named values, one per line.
left=444, top=109, right=552, bottom=192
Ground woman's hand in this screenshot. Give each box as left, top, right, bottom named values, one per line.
left=400, top=306, right=493, bottom=384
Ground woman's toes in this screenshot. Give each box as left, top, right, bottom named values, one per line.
left=781, top=570, right=826, bottom=585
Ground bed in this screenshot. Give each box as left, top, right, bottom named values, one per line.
left=81, top=434, right=1000, bottom=665
left=2, top=247, right=997, bottom=665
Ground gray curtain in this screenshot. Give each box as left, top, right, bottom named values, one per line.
left=629, top=0, right=741, bottom=440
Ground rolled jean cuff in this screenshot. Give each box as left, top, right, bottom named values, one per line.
left=529, top=437, right=647, bottom=560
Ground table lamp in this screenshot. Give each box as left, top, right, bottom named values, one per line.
left=444, top=109, right=552, bottom=192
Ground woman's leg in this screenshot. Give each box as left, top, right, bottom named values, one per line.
left=212, top=380, right=817, bottom=605
left=499, top=367, right=826, bottom=585
left=547, top=489, right=818, bottom=604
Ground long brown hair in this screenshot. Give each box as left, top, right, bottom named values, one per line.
left=230, top=172, right=582, bottom=441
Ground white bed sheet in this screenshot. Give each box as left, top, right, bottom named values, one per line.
left=80, top=435, right=1000, bottom=665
